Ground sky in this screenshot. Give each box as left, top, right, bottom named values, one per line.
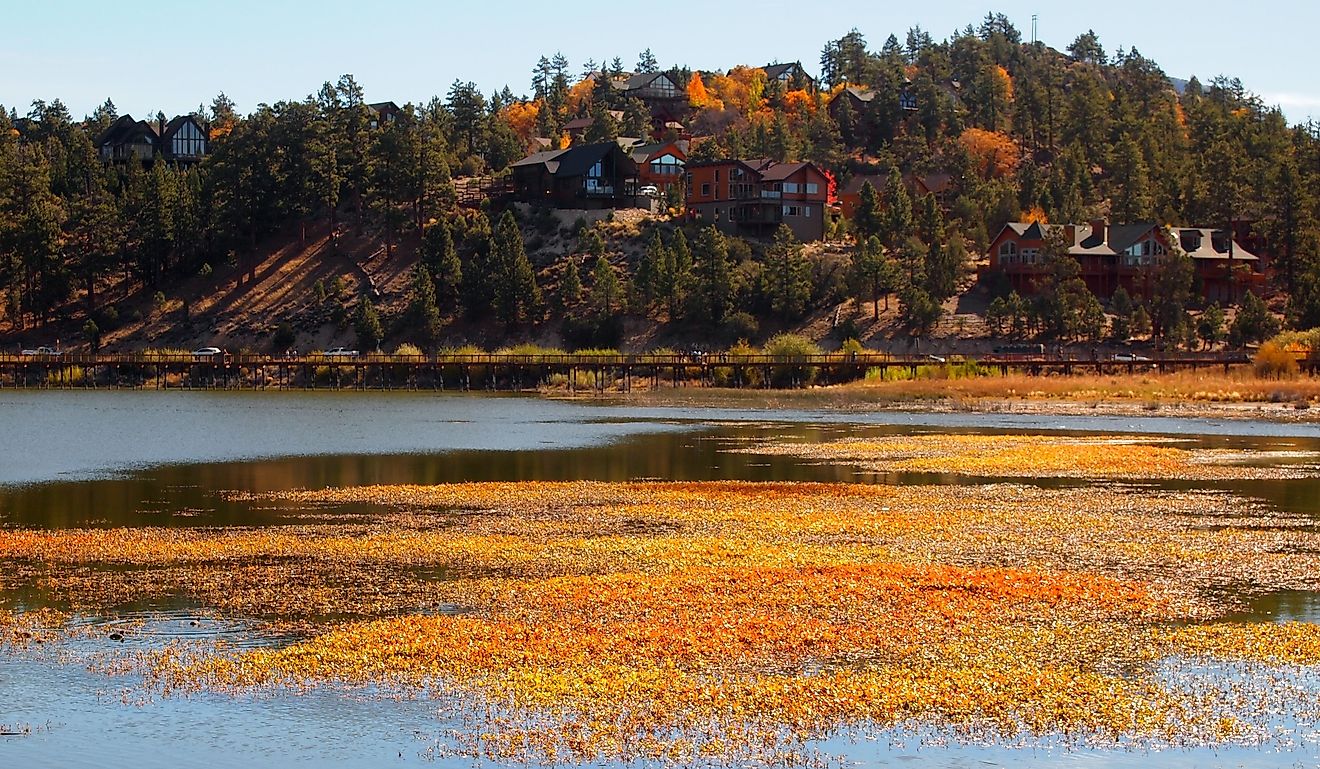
left=3, top=1, right=1318, bottom=124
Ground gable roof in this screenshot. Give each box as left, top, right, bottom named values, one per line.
left=615, top=71, right=681, bottom=93
left=160, top=114, right=205, bottom=142
left=762, top=62, right=813, bottom=82
left=512, top=142, right=634, bottom=178
left=834, top=86, right=876, bottom=104
left=995, top=221, right=1260, bottom=262
left=97, top=114, right=158, bottom=147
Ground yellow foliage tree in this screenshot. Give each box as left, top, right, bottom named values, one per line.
left=782, top=89, right=816, bottom=120
left=994, top=64, right=1014, bottom=101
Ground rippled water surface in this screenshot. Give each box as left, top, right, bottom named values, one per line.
left=2, top=390, right=1320, bottom=767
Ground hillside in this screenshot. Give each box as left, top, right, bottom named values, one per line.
left=2, top=14, right=1316, bottom=353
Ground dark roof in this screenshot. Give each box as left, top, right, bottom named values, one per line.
left=629, top=141, right=686, bottom=164
left=97, top=114, right=158, bottom=147
left=160, top=114, right=205, bottom=142
left=368, top=101, right=400, bottom=113
left=510, top=142, right=634, bottom=178
left=553, top=142, right=626, bottom=177
left=833, top=86, right=876, bottom=104
left=762, top=62, right=813, bottom=82
left=564, top=116, right=594, bottom=131
left=615, top=71, right=680, bottom=93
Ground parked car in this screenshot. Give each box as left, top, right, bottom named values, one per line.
left=191, top=347, right=222, bottom=357
left=20, top=346, right=63, bottom=356
left=1111, top=353, right=1151, bottom=363
left=638, top=184, right=659, bottom=197
left=323, top=347, right=360, bottom=357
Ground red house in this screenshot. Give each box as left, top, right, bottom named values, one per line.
left=686, top=159, right=829, bottom=241
left=988, top=220, right=1263, bottom=303
left=630, top=140, right=687, bottom=194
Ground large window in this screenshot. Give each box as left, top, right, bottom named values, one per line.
left=999, top=241, right=1018, bottom=265
left=649, top=154, right=683, bottom=176
left=805, top=182, right=819, bottom=195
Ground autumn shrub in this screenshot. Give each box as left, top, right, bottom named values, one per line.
left=393, top=343, right=424, bottom=358
left=1254, top=342, right=1299, bottom=379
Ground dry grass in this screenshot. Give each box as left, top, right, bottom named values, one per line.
left=841, top=369, right=1320, bottom=404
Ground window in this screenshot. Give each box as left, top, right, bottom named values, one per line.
left=805, top=183, right=819, bottom=195
left=782, top=182, right=800, bottom=194
left=998, top=241, right=1018, bottom=264
left=1021, top=248, right=1039, bottom=265
left=715, top=169, right=721, bottom=182
left=701, top=183, right=711, bottom=197
left=783, top=205, right=804, bottom=217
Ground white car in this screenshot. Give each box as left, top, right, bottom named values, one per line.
left=191, top=347, right=222, bottom=357
left=1112, top=353, right=1151, bottom=363
left=323, top=347, right=360, bottom=357
left=638, top=185, right=660, bottom=197
left=21, top=346, right=63, bottom=356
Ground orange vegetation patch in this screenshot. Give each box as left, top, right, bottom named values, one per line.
left=5, top=480, right=1320, bottom=761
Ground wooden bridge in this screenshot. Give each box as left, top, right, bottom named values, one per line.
left=0, top=351, right=1294, bottom=391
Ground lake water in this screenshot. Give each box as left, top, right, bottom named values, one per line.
left=2, top=390, right=1320, bottom=768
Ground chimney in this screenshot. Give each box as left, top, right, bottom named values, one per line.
left=1088, top=218, right=1107, bottom=244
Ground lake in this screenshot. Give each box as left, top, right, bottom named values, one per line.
left=2, top=390, right=1319, bottom=768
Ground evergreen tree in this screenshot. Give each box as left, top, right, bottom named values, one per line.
left=853, top=181, right=882, bottom=244
left=559, top=255, right=582, bottom=308
left=407, top=264, right=443, bottom=345
left=355, top=295, right=384, bottom=351
left=1229, top=290, right=1280, bottom=347
left=491, top=211, right=541, bottom=324
left=852, top=235, right=894, bottom=318
left=1197, top=303, right=1226, bottom=349
left=691, top=226, right=734, bottom=325
left=1109, top=286, right=1134, bottom=340
left=589, top=252, right=622, bottom=317
left=766, top=224, right=812, bottom=319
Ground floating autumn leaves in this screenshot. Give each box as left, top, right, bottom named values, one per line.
left=4, top=477, right=1320, bottom=762
left=738, top=433, right=1320, bottom=480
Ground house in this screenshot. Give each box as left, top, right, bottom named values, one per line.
left=367, top=101, right=402, bottom=129
left=837, top=171, right=956, bottom=219
left=630, top=140, right=687, bottom=194
left=827, top=84, right=917, bottom=124
left=761, top=62, right=816, bottom=92
left=686, top=158, right=830, bottom=241
left=563, top=111, right=624, bottom=142
left=988, top=220, right=1264, bottom=303
left=509, top=142, right=639, bottom=209
left=97, top=113, right=209, bottom=164
left=159, top=115, right=208, bottom=163
left=97, top=114, right=159, bottom=163
left=590, top=71, right=688, bottom=129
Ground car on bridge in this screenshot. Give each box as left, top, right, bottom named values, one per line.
left=20, top=346, right=63, bottom=357
left=323, top=347, right=360, bottom=358
left=1111, top=353, right=1151, bottom=363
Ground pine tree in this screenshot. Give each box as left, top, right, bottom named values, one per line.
left=492, top=211, right=541, bottom=324
left=852, top=235, right=893, bottom=319
left=853, top=181, right=882, bottom=244
left=589, top=252, right=622, bottom=317
left=559, top=255, right=582, bottom=308
left=355, top=296, right=384, bottom=351
left=408, top=264, right=443, bottom=346
left=691, top=226, right=734, bottom=325
left=766, top=224, right=812, bottom=319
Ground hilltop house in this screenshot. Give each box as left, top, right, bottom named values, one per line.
left=97, top=114, right=208, bottom=164
left=761, top=62, right=816, bottom=92
left=838, top=171, right=955, bottom=219
left=686, top=158, right=829, bottom=241
left=589, top=71, right=688, bottom=130
left=630, top=140, right=687, bottom=194
left=988, top=220, right=1265, bottom=304
left=827, top=84, right=918, bottom=124
left=510, top=142, right=638, bottom=209
left=367, top=101, right=402, bottom=129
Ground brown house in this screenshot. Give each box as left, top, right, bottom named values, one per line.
left=686, top=159, right=829, bottom=241
left=630, top=140, right=687, bottom=194
left=838, top=171, right=955, bottom=219
left=761, top=62, right=816, bottom=93
left=510, top=142, right=638, bottom=209
left=988, top=221, right=1264, bottom=303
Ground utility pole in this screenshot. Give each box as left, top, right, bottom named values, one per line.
left=1031, top=14, right=1038, bottom=45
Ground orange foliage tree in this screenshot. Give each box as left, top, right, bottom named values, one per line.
left=960, top=128, right=1021, bottom=180
left=687, top=72, right=724, bottom=111
left=782, top=89, right=816, bottom=121
left=502, top=101, right=540, bottom=147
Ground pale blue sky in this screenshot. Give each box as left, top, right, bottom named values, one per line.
left=3, top=1, right=1316, bottom=124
